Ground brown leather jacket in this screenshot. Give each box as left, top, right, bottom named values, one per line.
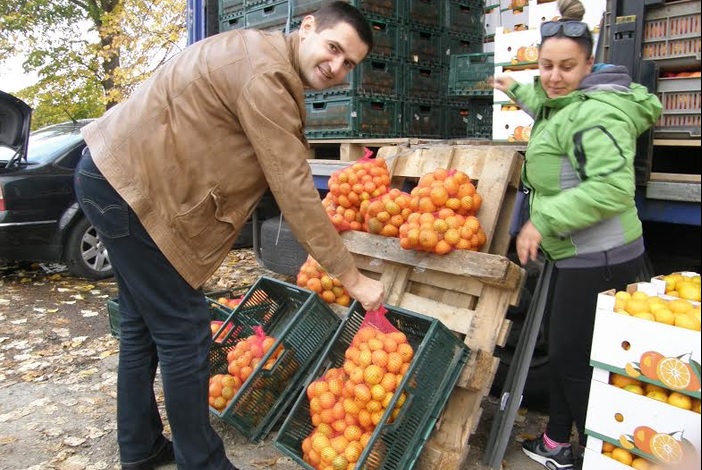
left=81, top=29, right=354, bottom=289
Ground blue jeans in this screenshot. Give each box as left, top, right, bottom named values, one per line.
left=75, top=151, right=234, bottom=470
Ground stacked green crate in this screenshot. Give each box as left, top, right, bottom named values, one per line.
left=442, top=0, right=492, bottom=139
left=217, top=1, right=487, bottom=139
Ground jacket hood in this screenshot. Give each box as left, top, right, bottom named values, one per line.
left=578, top=64, right=662, bottom=135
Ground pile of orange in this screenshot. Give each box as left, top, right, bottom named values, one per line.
left=399, top=209, right=486, bottom=254
left=612, top=290, right=701, bottom=331
left=395, top=168, right=487, bottom=255
left=322, top=157, right=392, bottom=232
left=214, top=295, right=243, bottom=310
left=296, top=256, right=351, bottom=307
left=208, top=331, right=283, bottom=412
left=660, top=272, right=701, bottom=302
left=301, top=326, right=414, bottom=469
left=601, top=441, right=657, bottom=469
left=408, top=168, right=482, bottom=217
left=359, top=188, right=413, bottom=238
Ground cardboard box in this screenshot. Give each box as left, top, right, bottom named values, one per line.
left=483, top=38, right=495, bottom=53
left=582, top=446, right=636, bottom=470
left=649, top=271, right=701, bottom=296
left=494, top=27, right=541, bottom=64
left=492, top=103, right=534, bottom=141
left=528, top=0, right=606, bottom=30
left=484, top=6, right=500, bottom=36
left=500, top=6, right=529, bottom=31
left=585, top=377, right=701, bottom=461
left=493, top=65, right=540, bottom=102
left=590, top=284, right=701, bottom=398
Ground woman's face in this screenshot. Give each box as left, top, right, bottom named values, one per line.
left=538, top=37, right=594, bottom=98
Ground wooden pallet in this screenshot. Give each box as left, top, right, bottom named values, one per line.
left=307, top=137, right=525, bottom=162
left=338, top=142, right=525, bottom=469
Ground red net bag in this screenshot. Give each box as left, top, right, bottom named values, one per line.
left=323, top=148, right=392, bottom=233
left=359, top=305, right=397, bottom=334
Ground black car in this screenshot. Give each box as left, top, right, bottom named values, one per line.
left=0, top=91, right=112, bottom=279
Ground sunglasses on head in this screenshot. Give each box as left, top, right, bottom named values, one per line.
left=541, top=20, right=590, bottom=39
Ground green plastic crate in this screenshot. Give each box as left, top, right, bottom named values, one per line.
left=209, top=276, right=341, bottom=443
left=406, top=25, right=445, bottom=65
left=404, top=100, right=444, bottom=138
left=404, top=63, right=445, bottom=101
left=304, top=96, right=401, bottom=138
left=445, top=0, right=485, bottom=35
left=306, top=57, right=403, bottom=100
left=445, top=99, right=493, bottom=139
left=274, top=302, right=471, bottom=470
left=406, top=0, right=443, bottom=27
left=106, top=285, right=250, bottom=339
left=448, top=53, right=495, bottom=97
left=218, top=0, right=245, bottom=17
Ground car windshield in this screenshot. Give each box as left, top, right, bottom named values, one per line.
left=0, top=124, right=84, bottom=165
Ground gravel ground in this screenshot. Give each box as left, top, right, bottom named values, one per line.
left=0, top=250, right=546, bottom=470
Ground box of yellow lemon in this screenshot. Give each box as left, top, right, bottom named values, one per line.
left=650, top=271, right=701, bottom=302
left=583, top=370, right=701, bottom=470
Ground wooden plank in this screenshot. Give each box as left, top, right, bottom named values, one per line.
left=645, top=180, right=701, bottom=202
left=396, top=293, right=475, bottom=336
left=341, top=231, right=521, bottom=289
left=653, top=139, right=701, bottom=147
left=648, top=172, right=701, bottom=183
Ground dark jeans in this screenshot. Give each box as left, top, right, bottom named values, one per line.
left=74, top=151, right=234, bottom=470
left=544, top=255, right=646, bottom=446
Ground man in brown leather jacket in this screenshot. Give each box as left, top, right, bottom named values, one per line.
left=74, top=2, right=384, bottom=469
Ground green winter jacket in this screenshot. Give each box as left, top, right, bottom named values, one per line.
left=506, top=64, right=662, bottom=261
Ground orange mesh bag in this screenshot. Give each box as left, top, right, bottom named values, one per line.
left=324, top=148, right=392, bottom=233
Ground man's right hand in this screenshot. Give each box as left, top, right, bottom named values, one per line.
left=337, top=267, right=385, bottom=311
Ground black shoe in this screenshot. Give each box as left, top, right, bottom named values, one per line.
left=522, top=434, right=574, bottom=470
left=122, top=439, right=175, bottom=469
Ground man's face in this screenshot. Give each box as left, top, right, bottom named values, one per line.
left=298, top=16, right=369, bottom=90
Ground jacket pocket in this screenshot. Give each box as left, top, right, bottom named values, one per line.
left=173, top=189, right=237, bottom=259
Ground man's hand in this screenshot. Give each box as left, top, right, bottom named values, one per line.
left=337, top=267, right=385, bottom=311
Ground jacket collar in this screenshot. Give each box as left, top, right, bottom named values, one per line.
left=286, top=31, right=302, bottom=81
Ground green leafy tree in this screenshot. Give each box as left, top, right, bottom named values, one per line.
left=0, top=0, right=186, bottom=129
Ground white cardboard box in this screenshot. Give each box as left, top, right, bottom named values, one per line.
left=492, top=103, right=534, bottom=141
left=494, top=27, right=541, bottom=64
left=485, top=6, right=500, bottom=36
left=585, top=377, right=701, bottom=460
left=528, top=0, right=606, bottom=30
left=649, top=271, right=701, bottom=296
left=582, top=447, right=634, bottom=470
left=493, top=65, right=540, bottom=102
left=500, top=6, right=529, bottom=31
left=590, top=285, right=701, bottom=397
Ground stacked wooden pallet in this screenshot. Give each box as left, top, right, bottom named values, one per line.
left=338, top=142, right=525, bottom=469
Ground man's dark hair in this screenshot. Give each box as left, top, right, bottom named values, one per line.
left=313, top=1, right=374, bottom=54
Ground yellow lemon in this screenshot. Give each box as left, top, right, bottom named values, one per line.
left=692, top=399, right=701, bottom=414
left=610, top=373, right=642, bottom=389
left=677, top=282, right=701, bottom=302
left=611, top=447, right=634, bottom=466
left=648, top=299, right=667, bottom=313
left=667, top=391, right=692, bottom=410
left=653, top=308, right=676, bottom=325
left=692, top=275, right=701, bottom=284
left=624, top=383, right=645, bottom=395
left=634, top=312, right=656, bottom=322
left=675, top=313, right=701, bottom=331
left=668, top=298, right=694, bottom=314
left=626, top=299, right=651, bottom=315
left=615, top=290, right=632, bottom=302
left=691, top=308, right=701, bottom=323
left=631, top=290, right=650, bottom=301
left=663, top=275, right=677, bottom=291
left=644, top=383, right=667, bottom=394
left=632, top=457, right=652, bottom=470
left=646, top=389, right=669, bottom=403
left=602, top=441, right=615, bottom=453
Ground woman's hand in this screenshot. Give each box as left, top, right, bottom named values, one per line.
left=516, top=220, right=542, bottom=265
left=493, top=75, right=517, bottom=94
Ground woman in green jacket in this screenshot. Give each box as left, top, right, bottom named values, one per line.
left=494, top=0, right=662, bottom=468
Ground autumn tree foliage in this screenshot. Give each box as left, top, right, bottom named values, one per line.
left=0, top=0, right=186, bottom=128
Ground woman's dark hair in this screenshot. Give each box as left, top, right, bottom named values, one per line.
left=313, top=1, right=374, bottom=54
left=540, top=0, right=594, bottom=58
